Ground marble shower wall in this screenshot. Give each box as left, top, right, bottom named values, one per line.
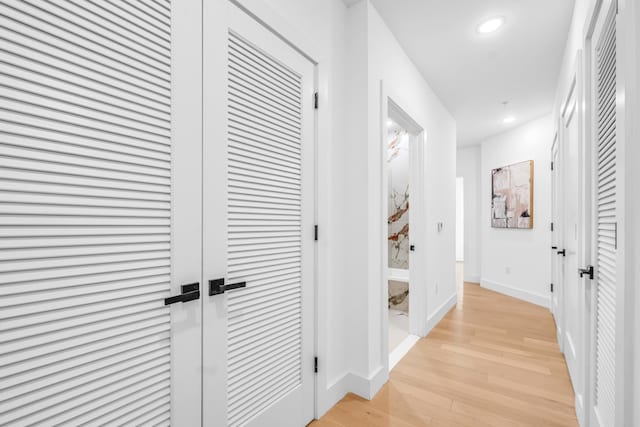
left=388, top=129, right=410, bottom=269
left=388, top=280, right=409, bottom=313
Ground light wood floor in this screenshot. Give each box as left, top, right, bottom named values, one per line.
left=312, top=283, right=578, bottom=427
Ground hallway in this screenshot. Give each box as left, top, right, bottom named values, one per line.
left=315, top=283, right=577, bottom=426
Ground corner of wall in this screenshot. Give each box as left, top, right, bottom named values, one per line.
left=425, top=293, right=457, bottom=335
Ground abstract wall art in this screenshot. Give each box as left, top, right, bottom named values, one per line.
left=491, top=160, right=534, bottom=229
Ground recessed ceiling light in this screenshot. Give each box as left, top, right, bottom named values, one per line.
left=503, top=116, right=515, bottom=124
left=477, top=17, right=505, bottom=34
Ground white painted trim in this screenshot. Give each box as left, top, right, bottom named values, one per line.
left=463, top=275, right=481, bottom=284
left=316, top=365, right=389, bottom=415
left=389, top=268, right=410, bottom=283
left=316, top=374, right=350, bottom=418
left=480, top=278, right=551, bottom=308
left=380, top=82, right=429, bottom=380
left=426, top=293, right=457, bottom=334
left=389, top=335, right=420, bottom=371
left=348, top=366, right=388, bottom=400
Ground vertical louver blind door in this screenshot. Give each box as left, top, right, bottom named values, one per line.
left=226, top=31, right=305, bottom=426
left=594, top=11, right=617, bottom=427
left=0, top=1, right=173, bottom=425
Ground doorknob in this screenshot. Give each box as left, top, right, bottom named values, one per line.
left=579, top=266, right=594, bottom=280
left=164, top=282, right=200, bottom=305
left=209, top=278, right=247, bottom=296
left=557, top=249, right=566, bottom=257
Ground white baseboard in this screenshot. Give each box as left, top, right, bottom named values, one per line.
left=317, top=373, right=350, bottom=418
left=480, top=278, right=550, bottom=308
left=317, top=364, right=389, bottom=417
left=389, top=334, right=420, bottom=371
left=347, top=366, right=388, bottom=400
left=464, top=275, right=480, bottom=284
left=425, top=293, right=457, bottom=334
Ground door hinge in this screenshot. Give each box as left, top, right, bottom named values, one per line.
left=550, top=283, right=554, bottom=293
left=551, top=161, right=554, bottom=171
left=314, top=225, right=318, bottom=241
left=314, top=356, right=318, bottom=373
left=314, top=92, right=319, bottom=109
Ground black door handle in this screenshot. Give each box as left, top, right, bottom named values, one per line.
left=409, top=245, right=415, bottom=252
left=164, top=282, right=200, bottom=305
left=551, top=246, right=558, bottom=250
left=579, top=266, right=594, bottom=280
left=557, top=249, right=566, bottom=256
left=209, top=278, right=247, bottom=296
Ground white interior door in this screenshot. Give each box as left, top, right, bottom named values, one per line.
left=551, top=135, right=562, bottom=344
left=202, top=3, right=316, bottom=426
left=0, top=1, right=203, bottom=425
left=561, top=72, right=585, bottom=412
left=588, top=1, right=618, bottom=425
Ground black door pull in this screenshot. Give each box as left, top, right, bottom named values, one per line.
left=551, top=246, right=558, bottom=250
left=164, top=283, right=200, bottom=305
left=209, top=278, right=247, bottom=296
left=579, top=266, right=594, bottom=280
left=557, top=249, right=566, bottom=256
left=409, top=245, right=415, bottom=252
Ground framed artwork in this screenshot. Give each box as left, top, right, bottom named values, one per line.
left=491, top=160, right=534, bottom=229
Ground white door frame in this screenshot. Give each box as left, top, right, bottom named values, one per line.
left=170, top=1, right=204, bottom=425
left=202, top=0, right=331, bottom=419
left=550, top=130, right=563, bottom=350
left=380, top=84, right=428, bottom=374
left=559, top=50, right=588, bottom=424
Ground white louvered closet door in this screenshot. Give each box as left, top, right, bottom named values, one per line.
left=591, top=2, right=618, bottom=426
left=201, top=3, right=316, bottom=427
left=0, top=1, right=203, bottom=426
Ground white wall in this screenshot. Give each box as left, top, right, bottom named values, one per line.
left=366, top=0, right=457, bottom=388
left=456, top=146, right=481, bottom=282
left=480, top=115, right=553, bottom=307
left=249, top=0, right=457, bottom=414
left=455, top=177, right=464, bottom=261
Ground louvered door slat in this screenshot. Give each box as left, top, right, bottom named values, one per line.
left=226, top=30, right=305, bottom=426
left=0, top=1, right=173, bottom=425
left=594, top=11, right=617, bottom=426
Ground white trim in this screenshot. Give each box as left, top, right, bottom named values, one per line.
left=380, top=82, right=429, bottom=381
left=389, top=335, right=420, bottom=371
left=463, top=275, right=481, bottom=284
left=316, top=367, right=388, bottom=416
left=426, top=294, right=457, bottom=334
left=480, top=278, right=551, bottom=308
left=388, top=268, right=410, bottom=283
left=347, top=366, right=388, bottom=400
left=316, top=374, right=349, bottom=418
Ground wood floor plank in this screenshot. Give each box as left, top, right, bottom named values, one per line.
left=311, top=283, right=578, bottom=426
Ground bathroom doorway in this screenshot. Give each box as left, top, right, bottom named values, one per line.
left=387, top=118, right=411, bottom=356
left=383, top=99, right=425, bottom=371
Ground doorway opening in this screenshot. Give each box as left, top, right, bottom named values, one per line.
left=455, top=177, right=465, bottom=302
left=387, top=119, right=411, bottom=358
left=383, top=99, right=425, bottom=371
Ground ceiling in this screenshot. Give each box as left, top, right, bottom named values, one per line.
left=359, top=0, right=575, bottom=146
